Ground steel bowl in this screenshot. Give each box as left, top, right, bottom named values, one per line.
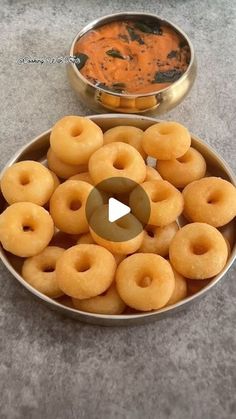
left=0, top=114, right=235, bottom=326
left=67, top=12, right=197, bottom=115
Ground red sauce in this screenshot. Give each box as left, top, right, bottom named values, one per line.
left=74, top=20, right=190, bottom=94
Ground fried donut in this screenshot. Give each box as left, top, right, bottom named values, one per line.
left=50, top=180, right=101, bottom=234
left=1, top=161, right=54, bottom=206
left=50, top=116, right=103, bottom=165
left=138, top=222, right=179, bottom=257
left=88, top=142, right=146, bottom=192
left=72, top=282, right=126, bottom=315
left=22, top=246, right=64, bottom=298
left=145, top=166, right=162, bottom=181
left=89, top=204, right=144, bottom=254
left=116, top=253, right=175, bottom=311
left=130, top=180, right=184, bottom=227
left=169, top=222, right=228, bottom=279
left=183, top=177, right=236, bottom=227
left=56, top=244, right=116, bottom=299
left=77, top=233, right=125, bottom=264
left=47, top=148, right=87, bottom=179
left=142, top=121, right=191, bottom=160
left=103, top=126, right=146, bottom=158
left=69, top=172, right=93, bottom=184
left=166, top=267, right=187, bottom=306
left=156, top=147, right=207, bottom=188
left=0, top=202, right=54, bottom=257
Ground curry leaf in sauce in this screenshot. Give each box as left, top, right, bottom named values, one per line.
left=74, top=53, right=88, bottom=70
left=106, top=49, right=125, bottom=59
left=152, top=69, right=183, bottom=83
left=127, top=26, right=145, bottom=44
left=179, top=39, right=188, bottom=48
left=96, top=82, right=125, bottom=93
left=167, top=50, right=178, bottom=59
left=134, top=21, right=163, bottom=35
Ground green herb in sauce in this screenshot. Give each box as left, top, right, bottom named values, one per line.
left=106, top=49, right=125, bottom=59
left=152, top=69, right=183, bottom=83
left=134, top=21, right=162, bottom=35
left=74, top=53, right=88, bottom=70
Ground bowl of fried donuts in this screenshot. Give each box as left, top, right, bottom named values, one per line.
left=0, top=114, right=235, bottom=326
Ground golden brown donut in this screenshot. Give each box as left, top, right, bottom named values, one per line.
left=47, top=148, right=87, bottom=179
left=77, top=233, right=125, bottom=264
left=22, top=246, right=64, bottom=298
left=72, top=282, right=126, bottom=315
left=130, top=180, right=184, bottom=227
left=88, top=142, right=146, bottom=192
left=138, top=222, right=179, bottom=257
left=89, top=204, right=144, bottom=254
left=169, top=222, right=228, bottom=279
left=56, top=244, right=116, bottom=299
left=183, top=177, right=236, bottom=227
left=145, top=166, right=162, bottom=181
left=50, top=180, right=99, bottom=234
left=0, top=202, right=54, bottom=257
left=166, top=267, right=187, bottom=306
left=156, top=147, right=207, bottom=188
left=103, top=126, right=146, bottom=158
left=116, top=253, right=175, bottom=311
left=1, top=161, right=54, bottom=206
left=69, top=172, right=93, bottom=184
left=50, top=115, right=103, bottom=165
left=142, top=121, right=191, bottom=160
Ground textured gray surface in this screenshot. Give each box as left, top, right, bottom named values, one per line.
left=0, top=1, right=236, bottom=418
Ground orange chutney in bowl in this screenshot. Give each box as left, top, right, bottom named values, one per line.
left=74, top=19, right=191, bottom=95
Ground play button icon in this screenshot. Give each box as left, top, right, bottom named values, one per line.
left=85, top=177, right=150, bottom=242
left=108, top=198, right=130, bottom=222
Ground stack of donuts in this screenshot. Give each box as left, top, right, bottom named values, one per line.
left=0, top=116, right=235, bottom=315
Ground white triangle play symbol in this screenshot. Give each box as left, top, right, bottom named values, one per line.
left=108, top=198, right=131, bottom=223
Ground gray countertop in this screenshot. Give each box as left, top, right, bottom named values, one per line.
left=0, top=1, right=236, bottom=418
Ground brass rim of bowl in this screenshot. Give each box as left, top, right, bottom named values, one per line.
left=0, top=114, right=235, bottom=323
left=69, top=12, right=195, bottom=98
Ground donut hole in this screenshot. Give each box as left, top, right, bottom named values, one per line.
left=151, top=189, right=170, bottom=203
left=42, top=265, right=55, bottom=273
left=19, top=173, right=30, bottom=185
left=75, top=258, right=91, bottom=273
left=22, top=224, right=34, bottom=232
left=69, top=200, right=82, bottom=211
left=138, top=276, right=152, bottom=288
left=70, top=126, right=82, bottom=137
left=113, top=157, right=126, bottom=170
left=206, top=193, right=220, bottom=204
left=191, top=242, right=209, bottom=255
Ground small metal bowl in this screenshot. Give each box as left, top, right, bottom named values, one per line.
left=0, top=114, right=235, bottom=326
left=67, top=12, right=197, bottom=115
